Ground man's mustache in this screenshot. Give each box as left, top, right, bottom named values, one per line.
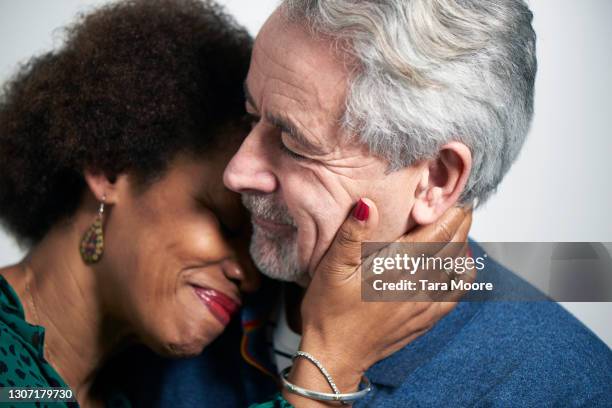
left=241, top=194, right=297, bottom=227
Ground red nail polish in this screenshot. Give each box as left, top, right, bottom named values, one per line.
left=352, top=199, right=369, bottom=221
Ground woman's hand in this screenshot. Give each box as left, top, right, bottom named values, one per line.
left=284, top=198, right=472, bottom=407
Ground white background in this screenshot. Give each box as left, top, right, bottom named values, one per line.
left=0, top=0, right=610, bottom=346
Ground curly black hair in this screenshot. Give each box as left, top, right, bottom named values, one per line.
left=0, top=0, right=252, bottom=245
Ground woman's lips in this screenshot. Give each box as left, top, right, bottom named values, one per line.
left=193, top=286, right=240, bottom=326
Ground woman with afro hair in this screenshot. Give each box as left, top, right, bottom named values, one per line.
left=0, top=0, right=263, bottom=405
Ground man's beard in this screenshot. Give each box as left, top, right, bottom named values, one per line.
left=241, top=194, right=306, bottom=283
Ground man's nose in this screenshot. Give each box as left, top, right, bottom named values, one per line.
left=223, top=130, right=277, bottom=194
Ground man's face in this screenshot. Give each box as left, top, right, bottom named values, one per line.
left=224, top=11, right=424, bottom=284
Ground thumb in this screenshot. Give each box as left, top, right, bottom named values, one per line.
left=315, top=198, right=379, bottom=282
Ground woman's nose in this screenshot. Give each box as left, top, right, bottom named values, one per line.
left=221, top=258, right=260, bottom=293
left=223, top=130, right=278, bottom=194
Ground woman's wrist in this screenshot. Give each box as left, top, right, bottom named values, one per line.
left=283, top=357, right=364, bottom=407
left=299, top=329, right=369, bottom=385
left=282, top=335, right=366, bottom=406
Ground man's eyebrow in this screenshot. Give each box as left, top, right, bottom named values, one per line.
left=243, top=81, right=258, bottom=112
left=244, top=80, right=325, bottom=155
left=266, top=112, right=326, bottom=155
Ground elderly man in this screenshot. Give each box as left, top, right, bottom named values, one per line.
left=128, top=0, right=611, bottom=406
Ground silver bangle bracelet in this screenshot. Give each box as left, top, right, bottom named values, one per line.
left=280, top=366, right=372, bottom=404
left=293, top=351, right=341, bottom=395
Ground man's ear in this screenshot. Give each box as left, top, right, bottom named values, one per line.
left=412, top=141, right=472, bottom=225
left=83, top=169, right=122, bottom=204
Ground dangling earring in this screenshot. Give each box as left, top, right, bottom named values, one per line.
left=80, top=197, right=106, bottom=264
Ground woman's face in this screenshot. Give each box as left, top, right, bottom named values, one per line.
left=98, top=137, right=259, bottom=357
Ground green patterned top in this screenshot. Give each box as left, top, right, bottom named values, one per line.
left=0, top=275, right=131, bottom=408
left=250, top=392, right=294, bottom=408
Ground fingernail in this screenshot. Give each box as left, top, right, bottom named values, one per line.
left=352, top=199, right=369, bottom=221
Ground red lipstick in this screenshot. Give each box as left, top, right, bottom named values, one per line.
left=193, top=286, right=240, bottom=326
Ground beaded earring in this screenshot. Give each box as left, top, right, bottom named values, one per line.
left=79, top=198, right=105, bottom=264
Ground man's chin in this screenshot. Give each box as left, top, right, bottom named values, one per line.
left=249, top=230, right=307, bottom=284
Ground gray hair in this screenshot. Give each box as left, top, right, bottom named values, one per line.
left=282, top=0, right=537, bottom=205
